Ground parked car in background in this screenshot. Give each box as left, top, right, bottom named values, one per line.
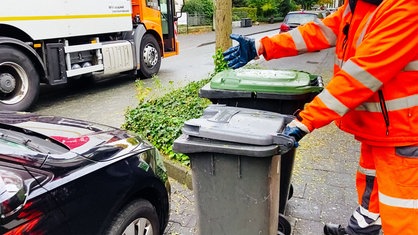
left=279, top=10, right=326, bottom=33
left=0, top=111, right=170, bottom=235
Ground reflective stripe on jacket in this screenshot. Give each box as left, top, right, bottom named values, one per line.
left=260, top=0, right=418, bottom=146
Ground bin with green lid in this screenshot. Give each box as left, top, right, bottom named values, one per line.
left=200, top=68, right=323, bottom=114
left=173, top=105, right=295, bottom=235
left=199, top=68, right=324, bottom=214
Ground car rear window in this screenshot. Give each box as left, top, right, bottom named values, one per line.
left=0, top=127, right=69, bottom=154
left=286, top=14, right=318, bottom=25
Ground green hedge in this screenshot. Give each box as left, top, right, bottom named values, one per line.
left=257, top=16, right=284, bottom=23
left=123, top=79, right=212, bottom=166
left=232, top=7, right=257, bottom=22
left=123, top=50, right=227, bottom=166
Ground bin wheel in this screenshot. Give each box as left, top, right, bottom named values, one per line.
left=288, top=184, right=294, bottom=199
left=278, top=214, right=291, bottom=235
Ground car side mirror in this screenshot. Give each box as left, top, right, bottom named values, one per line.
left=0, top=170, right=28, bottom=224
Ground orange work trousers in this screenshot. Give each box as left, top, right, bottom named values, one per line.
left=372, top=144, right=418, bottom=234
left=346, top=144, right=381, bottom=235
left=348, top=143, right=418, bottom=234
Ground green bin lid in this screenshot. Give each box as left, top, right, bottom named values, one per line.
left=210, top=69, right=323, bottom=94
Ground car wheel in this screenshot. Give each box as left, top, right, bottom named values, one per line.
left=105, top=199, right=160, bottom=235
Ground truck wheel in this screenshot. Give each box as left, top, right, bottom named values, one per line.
left=105, top=199, right=160, bottom=235
left=0, top=46, right=39, bottom=111
left=138, top=34, right=161, bottom=79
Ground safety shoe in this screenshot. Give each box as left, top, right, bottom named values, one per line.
left=323, top=223, right=348, bottom=235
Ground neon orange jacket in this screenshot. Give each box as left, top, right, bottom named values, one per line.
left=261, top=0, right=418, bottom=146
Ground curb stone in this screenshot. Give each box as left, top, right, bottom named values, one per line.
left=164, top=158, right=193, bottom=190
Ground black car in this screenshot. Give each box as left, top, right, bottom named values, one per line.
left=0, top=112, right=170, bottom=235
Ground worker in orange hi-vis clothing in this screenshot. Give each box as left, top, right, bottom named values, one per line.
left=223, top=0, right=418, bottom=234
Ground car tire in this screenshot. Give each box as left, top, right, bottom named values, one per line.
left=105, top=199, right=160, bottom=235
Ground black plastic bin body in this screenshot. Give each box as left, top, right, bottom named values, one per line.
left=173, top=105, right=295, bottom=235
left=199, top=69, right=323, bottom=214
left=241, top=18, right=252, bottom=27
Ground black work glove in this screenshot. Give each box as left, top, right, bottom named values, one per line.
left=223, top=34, right=258, bottom=69
left=282, top=120, right=309, bottom=147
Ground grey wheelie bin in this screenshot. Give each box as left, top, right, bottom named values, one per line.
left=199, top=69, right=323, bottom=214
left=173, top=105, right=295, bottom=235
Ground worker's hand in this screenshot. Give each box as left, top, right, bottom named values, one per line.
left=223, top=34, right=258, bottom=69
left=283, top=120, right=310, bottom=147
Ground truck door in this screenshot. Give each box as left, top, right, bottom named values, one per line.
left=160, top=0, right=178, bottom=56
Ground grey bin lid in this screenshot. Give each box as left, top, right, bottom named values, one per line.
left=174, top=134, right=283, bottom=157
left=182, top=105, right=295, bottom=147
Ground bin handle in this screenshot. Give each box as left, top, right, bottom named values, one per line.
left=272, top=134, right=295, bottom=154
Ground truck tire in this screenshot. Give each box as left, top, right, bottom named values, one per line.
left=105, top=199, right=160, bottom=235
left=0, top=45, right=40, bottom=111
left=138, top=34, right=161, bottom=79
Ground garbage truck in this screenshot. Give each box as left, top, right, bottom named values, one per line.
left=0, top=0, right=180, bottom=111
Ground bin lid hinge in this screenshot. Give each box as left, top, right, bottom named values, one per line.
left=273, top=134, right=295, bottom=154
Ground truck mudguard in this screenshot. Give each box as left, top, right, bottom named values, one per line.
left=0, top=37, right=46, bottom=81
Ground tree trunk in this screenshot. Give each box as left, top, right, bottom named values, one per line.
left=215, top=0, right=232, bottom=51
